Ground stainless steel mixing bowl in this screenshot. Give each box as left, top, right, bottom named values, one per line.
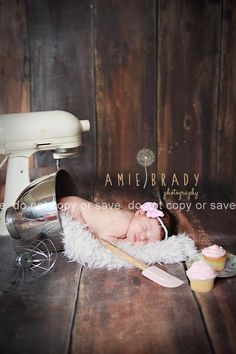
left=5, top=169, right=79, bottom=251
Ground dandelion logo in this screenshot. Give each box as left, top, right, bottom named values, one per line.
left=136, top=148, right=155, bottom=188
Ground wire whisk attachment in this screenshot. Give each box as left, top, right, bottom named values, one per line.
left=15, top=239, right=57, bottom=282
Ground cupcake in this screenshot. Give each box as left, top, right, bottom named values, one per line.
left=186, top=260, right=217, bottom=293
left=202, top=244, right=227, bottom=271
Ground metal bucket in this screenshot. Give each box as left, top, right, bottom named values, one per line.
left=5, top=169, right=78, bottom=251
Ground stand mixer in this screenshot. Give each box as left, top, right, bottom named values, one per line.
left=0, top=110, right=90, bottom=235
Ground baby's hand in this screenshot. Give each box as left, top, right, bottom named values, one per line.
left=135, top=209, right=146, bottom=216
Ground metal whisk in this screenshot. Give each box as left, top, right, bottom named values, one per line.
left=15, top=239, right=57, bottom=282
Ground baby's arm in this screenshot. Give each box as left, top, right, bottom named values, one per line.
left=59, top=196, right=129, bottom=243
left=58, top=196, right=87, bottom=225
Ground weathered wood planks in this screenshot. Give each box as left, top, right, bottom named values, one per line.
left=0, top=0, right=235, bottom=199
left=95, top=0, right=157, bottom=190
left=194, top=208, right=236, bottom=352
left=27, top=0, right=96, bottom=199
left=217, top=0, right=236, bottom=197
left=71, top=265, right=212, bottom=354
left=157, top=0, right=221, bottom=189
left=195, top=277, right=236, bottom=354
left=0, top=0, right=30, bottom=201
left=0, top=2, right=235, bottom=354
left=70, top=191, right=236, bottom=354
left=0, top=236, right=82, bottom=354
left=0, top=195, right=235, bottom=354
left=173, top=208, right=211, bottom=248
left=189, top=209, right=236, bottom=354
left=0, top=0, right=30, bottom=114
left=189, top=207, right=236, bottom=252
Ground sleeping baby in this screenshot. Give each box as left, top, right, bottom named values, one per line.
left=58, top=197, right=177, bottom=245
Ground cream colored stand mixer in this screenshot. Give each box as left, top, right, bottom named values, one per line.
left=0, top=110, right=90, bottom=235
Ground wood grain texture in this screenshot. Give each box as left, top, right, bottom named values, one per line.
left=0, top=0, right=30, bottom=202
left=173, top=209, right=236, bottom=354
left=0, top=0, right=235, bottom=201
left=190, top=210, right=236, bottom=354
left=27, top=0, right=96, bottom=199
left=195, top=277, right=236, bottom=354
left=157, top=0, right=221, bottom=189
left=71, top=265, right=211, bottom=354
left=0, top=0, right=30, bottom=113
left=0, top=236, right=82, bottom=354
left=173, top=208, right=211, bottom=248
left=190, top=208, right=236, bottom=252
left=95, top=0, right=157, bottom=190
left=217, top=0, right=236, bottom=197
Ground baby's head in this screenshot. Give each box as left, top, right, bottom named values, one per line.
left=126, top=202, right=177, bottom=245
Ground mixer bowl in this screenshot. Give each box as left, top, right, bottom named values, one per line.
left=5, top=169, right=79, bottom=251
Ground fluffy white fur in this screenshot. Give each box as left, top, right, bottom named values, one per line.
left=60, top=212, right=197, bottom=270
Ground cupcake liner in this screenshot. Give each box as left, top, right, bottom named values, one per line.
left=203, top=255, right=227, bottom=271
left=189, top=278, right=215, bottom=293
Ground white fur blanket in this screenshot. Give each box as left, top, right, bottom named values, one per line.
left=60, top=213, right=197, bottom=270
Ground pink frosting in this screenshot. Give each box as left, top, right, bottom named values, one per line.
left=186, top=260, right=216, bottom=280
left=202, top=244, right=226, bottom=258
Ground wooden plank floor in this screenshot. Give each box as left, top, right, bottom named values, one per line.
left=0, top=237, right=82, bottom=354
left=71, top=265, right=211, bottom=354
left=0, top=208, right=235, bottom=354
left=185, top=208, right=236, bottom=354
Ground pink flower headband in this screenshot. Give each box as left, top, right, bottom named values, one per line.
left=140, top=202, right=168, bottom=240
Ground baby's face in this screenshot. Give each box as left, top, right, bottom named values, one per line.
left=126, top=215, right=163, bottom=244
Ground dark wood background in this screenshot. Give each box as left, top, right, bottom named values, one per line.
left=0, top=0, right=235, bottom=202
left=0, top=3, right=236, bottom=353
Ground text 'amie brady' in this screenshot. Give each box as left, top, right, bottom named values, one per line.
left=104, top=173, right=200, bottom=187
